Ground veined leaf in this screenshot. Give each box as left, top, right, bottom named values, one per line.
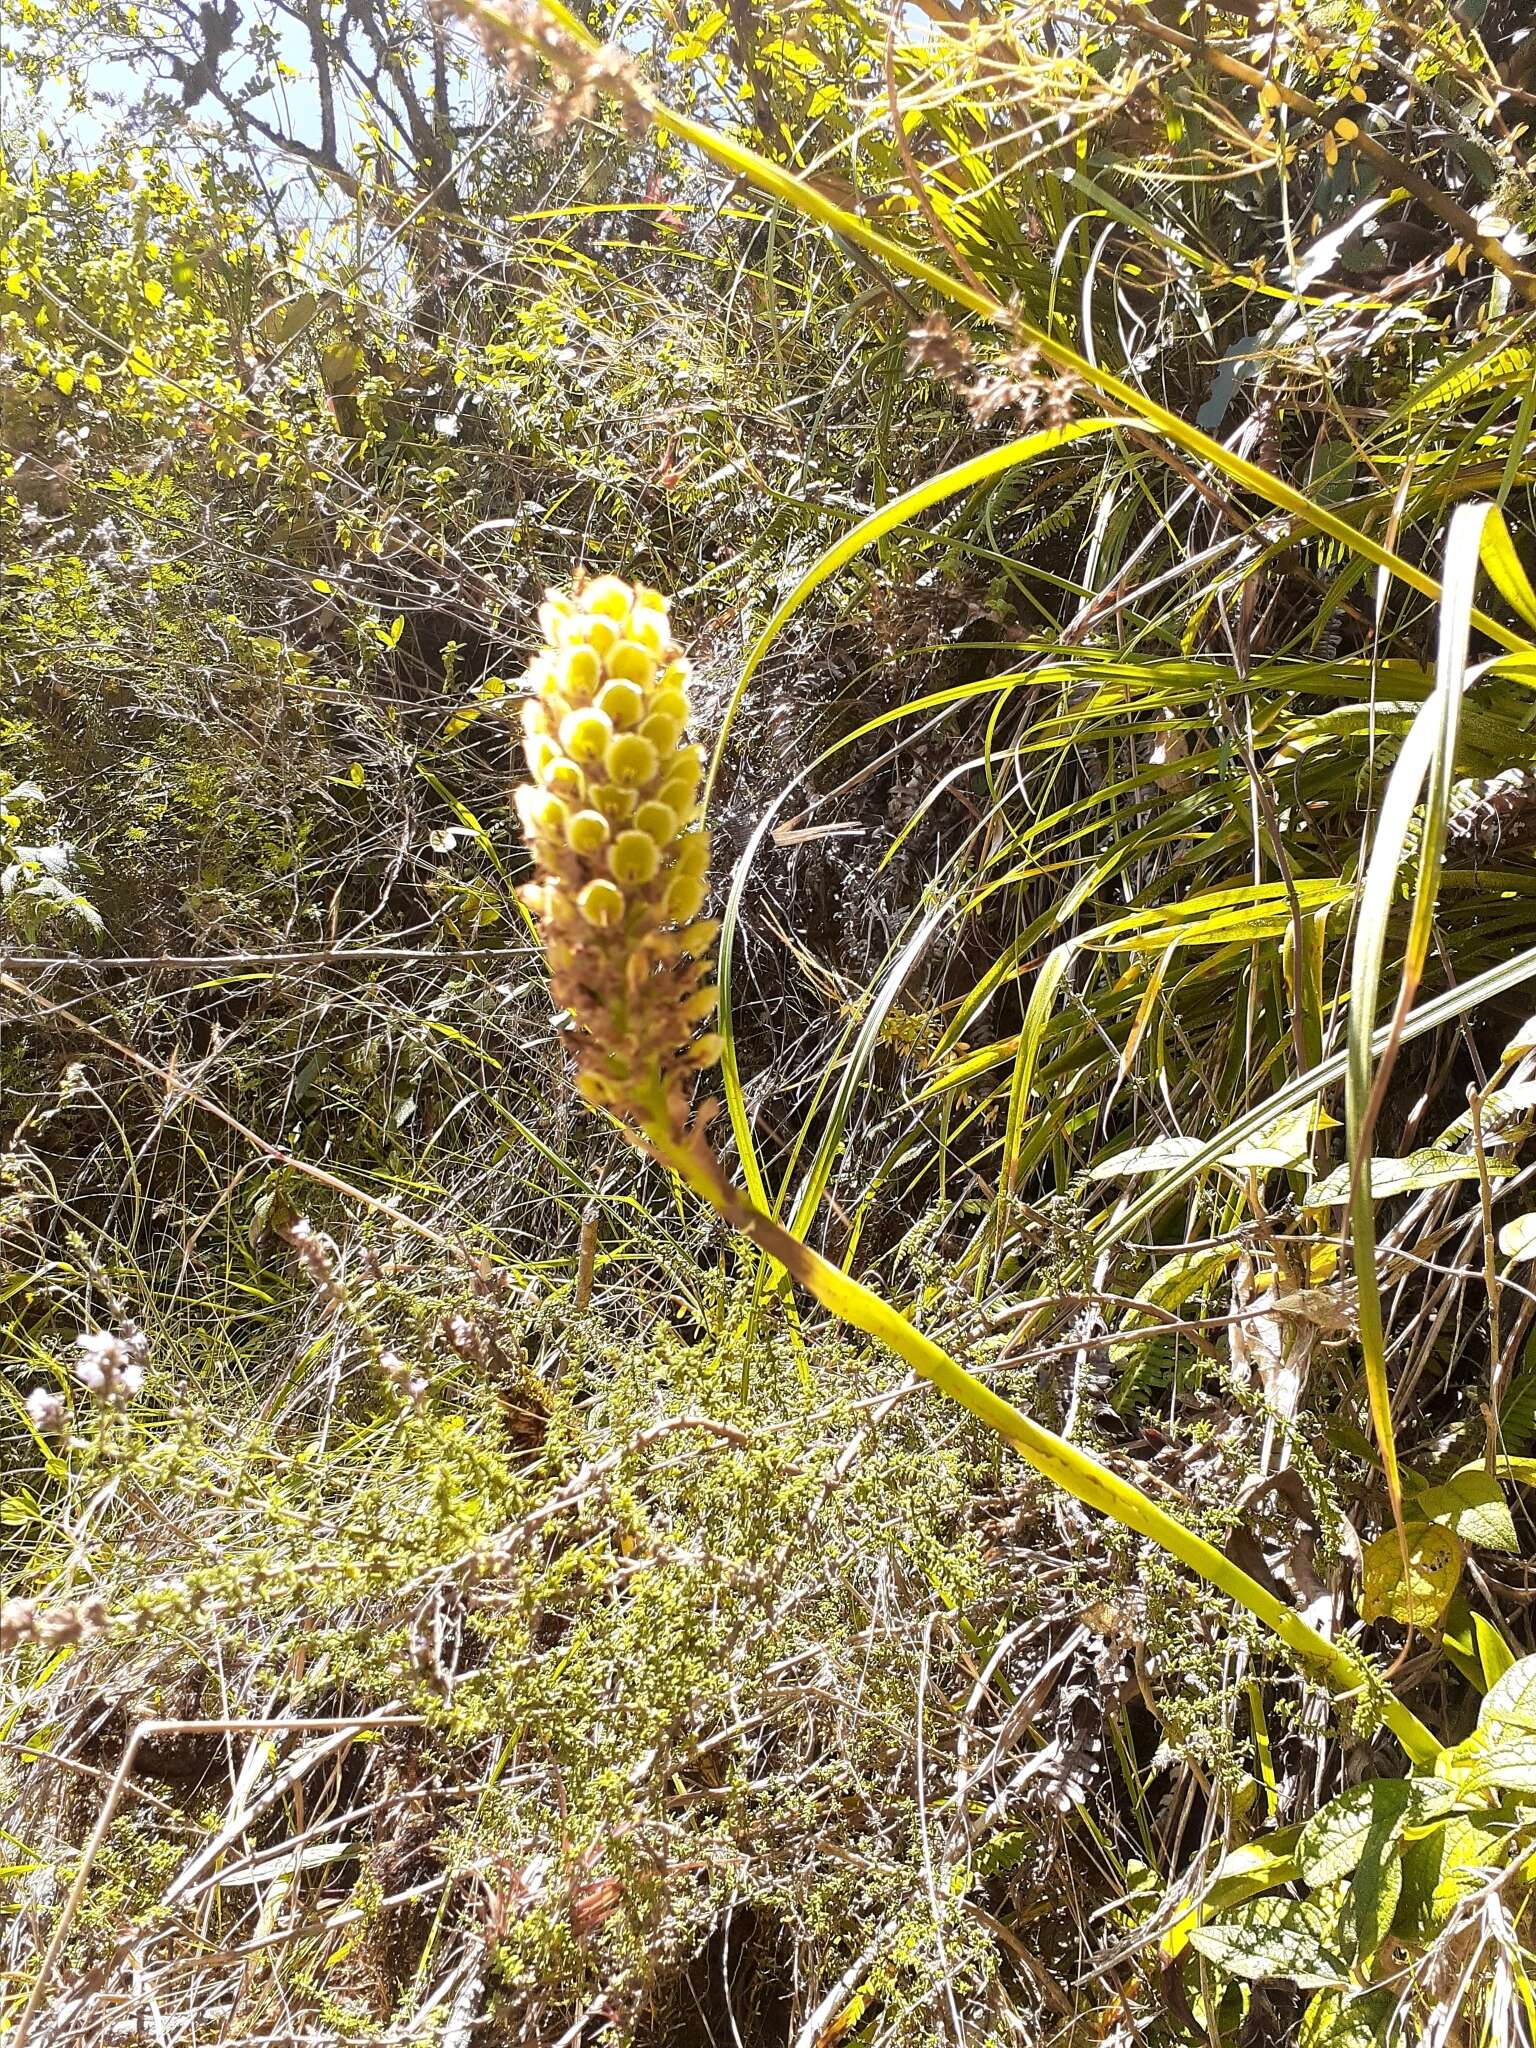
left=1360, top=1520, right=1465, bottom=1628
left=1306, top=1146, right=1511, bottom=1204
left=1187, top=1896, right=1348, bottom=1990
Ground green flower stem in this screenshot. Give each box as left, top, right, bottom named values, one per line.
left=637, top=1100, right=1440, bottom=1767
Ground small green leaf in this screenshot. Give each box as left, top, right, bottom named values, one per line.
left=1219, top=1104, right=1338, bottom=1171
left=1499, top=1212, right=1536, bottom=1263
left=1087, top=1135, right=1206, bottom=1180
left=1474, top=1612, right=1517, bottom=1689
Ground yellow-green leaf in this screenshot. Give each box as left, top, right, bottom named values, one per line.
left=1360, top=1520, right=1465, bottom=1627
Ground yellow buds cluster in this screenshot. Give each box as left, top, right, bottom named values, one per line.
left=515, top=575, right=720, bottom=1136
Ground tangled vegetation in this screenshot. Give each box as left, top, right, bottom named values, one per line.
left=6, top=0, right=1536, bottom=2042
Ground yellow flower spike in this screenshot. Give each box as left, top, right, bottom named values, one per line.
left=577, top=878, right=625, bottom=927
left=514, top=572, right=721, bottom=1157
left=606, top=640, right=657, bottom=688
left=563, top=645, right=601, bottom=698
left=638, top=712, right=682, bottom=755
left=629, top=607, right=670, bottom=654
left=526, top=790, right=570, bottom=838
left=610, top=828, right=660, bottom=886
left=590, top=782, right=638, bottom=822
left=584, top=575, right=634, bottom=619
left=665, top=873, right=707, bottom=925
left=659, top=762, right=701, bottom=817
left=537, top=594, right=573, bottom=640
left=509, top=583, right=1434, bottom=1765
left=650, top=686, right=690, bottom=726
left=524, top=731, right=559, bottom=779
left=634, top=799, right=678, bottom=844
left=674, top=832, right=710, bottom=879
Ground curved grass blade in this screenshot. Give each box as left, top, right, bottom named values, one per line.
left=1346, top=503, right=1486, bottom=1528
left=705, top=419, right=1128, bottom=800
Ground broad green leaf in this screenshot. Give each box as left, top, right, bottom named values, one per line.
left=1359, top=1520, right=1465, bottom=1627
left=1458, top=1736, right=1536, bottom=1795
left=1187, top=1896, right=1348, bottom=1989
left=1478, top=1652, right=1536, bottom=1739
left=1298, top=1779, right=1414, bottom=1888
left=1431, top=1817, right=1500, bottom=1921
left=1412, top=1468, right=1518, bottom=1553
left=1161, top=1831, right=1302, bottom=1959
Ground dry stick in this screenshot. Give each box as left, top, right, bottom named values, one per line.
left=0, top=946, right=537, bottom=973
left=1, top=972, right=463, bottom=1257
left=8, top=1715, right=422, bottom=2048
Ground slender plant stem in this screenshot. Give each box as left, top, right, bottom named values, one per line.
left=642, top=1114, right=1441, bottom=1767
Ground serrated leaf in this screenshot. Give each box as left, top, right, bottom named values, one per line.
left=1307, top=1147, right=1512, bottom=1205
left=1478, top=1652, right=1536, bottom=1738
left=1412, top=1468, right=1518, bottom=1553
left=1188, top=1895, right=1348, bottom=1989
left=1298, top=1779, right=1414, bottom=1887
left=1300, top=1780, right=1415, bottom=1959
left=1300, top=1986, right=1396, bottom=2048
left=1160, top=1830, right=1302, bottom=1959
left=1360, top=1520, right=1464, bottom=1627
left=1458, top=1737, right=1536, bottom=1795
left=1430, top=1817, right=1499, bottom=1921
